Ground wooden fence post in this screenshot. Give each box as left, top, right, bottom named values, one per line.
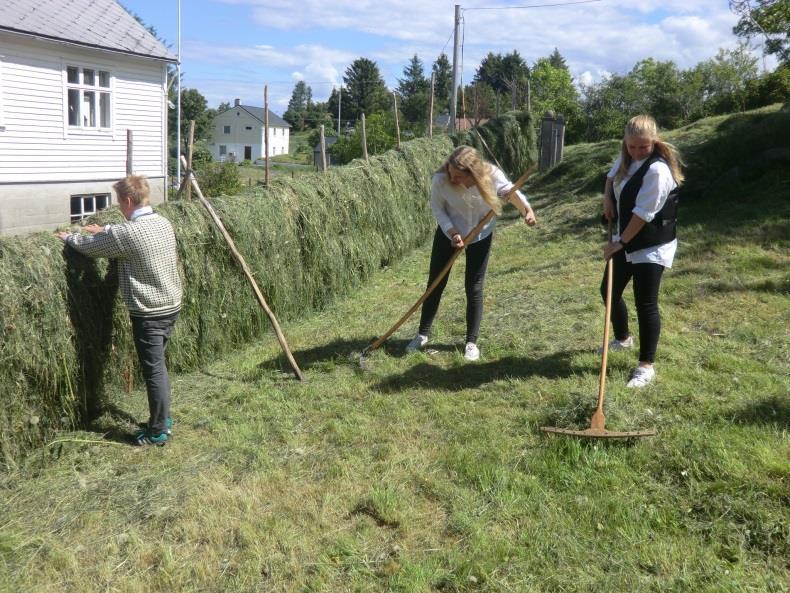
left=264, top=85, right=270, bottom=186
left=393, top=92, right=401, bottom=148
left=126, top=129, right=133, bottom=175
left=428, top=73, right=434, bottom=139
left=185, top=119, right=195, bottom=201
left=361, top=113, right=369, bottom=162
left=319, top=124, right=327, bottom=172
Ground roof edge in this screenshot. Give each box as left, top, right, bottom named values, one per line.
left=0, top=27, right=178, bottom=63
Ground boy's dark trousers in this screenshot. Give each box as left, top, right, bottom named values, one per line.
left=131, top=312, right=179, bottom=434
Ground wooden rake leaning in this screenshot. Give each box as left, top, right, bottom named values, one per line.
left=540, top=223, right=655, bottom=439
left=363, top=166, right=536, bottom=357
left=180, top=156, right=305, bottom=381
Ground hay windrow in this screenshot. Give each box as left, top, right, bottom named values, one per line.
left=0, top=113, right=535, bottom=466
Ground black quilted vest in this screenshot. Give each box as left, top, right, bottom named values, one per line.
left=612, top=154, right=679, bottom=253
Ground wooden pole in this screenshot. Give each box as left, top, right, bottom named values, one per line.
left=180, top=155, right=305, bottom=381
left=319, top=124, right=327, bottom=172
left=337, top=85, right=342, bottom=137
left=393, top=92, right=401, bottom=148
left=361, top=113, right=369, bottom=162
left=428, top=73, right=434, bottom=139
left=264, top=85, right=270, bottom=186
left=126, top=129, right=133, bottom=175
left=185, top=119, right=195, bottom=201
left=364, top=166, right=536, bottom=354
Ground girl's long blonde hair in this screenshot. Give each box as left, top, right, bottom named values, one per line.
left=616, top=115, right=684, bottom=185
left=439, top=145, right=500, bottom=214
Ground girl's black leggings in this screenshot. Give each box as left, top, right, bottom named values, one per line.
left=418, top=227, right=493, bottom=344
left=600, top=250, right=665, bottom=363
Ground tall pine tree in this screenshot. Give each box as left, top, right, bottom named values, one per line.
left=342, top=58, right=390, bottom=121
left=397, top=54, right=430, bottom=124
left=432, top=53, right=452, bottom=114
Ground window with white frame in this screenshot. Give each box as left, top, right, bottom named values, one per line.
left=223, top=125, right=231, bottom=134
left=219, top=145, right=227, bottom=156
left=70, top=194, right=111, bottom=222
left=66, top=66, right=111, bottom=129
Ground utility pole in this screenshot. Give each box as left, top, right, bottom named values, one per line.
left=175, top=0, right=181, bottom=193
left=337, top=85, right=342, bottom=136
left=449, top=4, right=461, bottom=133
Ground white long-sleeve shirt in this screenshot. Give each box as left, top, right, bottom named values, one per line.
left=608, top=155, right=678, bottom=267
left=430, top=166, right=531, bottom=244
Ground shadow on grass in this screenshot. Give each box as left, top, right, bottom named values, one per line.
left=728, top=396, right=790, bottom=429
left=62, top=249, right=118, bottom=422
left=372, top=349, right=593, bottom=393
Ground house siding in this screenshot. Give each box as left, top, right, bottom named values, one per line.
left=0, top=33, right=169, bottom=235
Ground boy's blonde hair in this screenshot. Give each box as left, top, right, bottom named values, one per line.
left=617, top=115, right=684, bottom=185
left=113, top=175, right=151, bottom=206
left=439, top=145, right=500, bottom=214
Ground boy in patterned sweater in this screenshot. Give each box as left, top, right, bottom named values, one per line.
left=58, top=175, right=182, bottom=446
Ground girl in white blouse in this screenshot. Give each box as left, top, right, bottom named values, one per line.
left=406, top=146, right=536, bottom=361
left=601, top=115, right=684, bottom=387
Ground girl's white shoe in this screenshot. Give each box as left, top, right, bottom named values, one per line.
left=463, top=342, right=480, bottom=362
left=626, top=366, right=655, bottom=388
left=405, top=334, right=429, bottom=353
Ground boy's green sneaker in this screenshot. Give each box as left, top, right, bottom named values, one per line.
left=133, top=429, right=168, bottom=447
left=141, top=416, right=173, bottom=436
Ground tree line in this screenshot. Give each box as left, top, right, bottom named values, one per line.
left=162, top=0, right=788, bottom=166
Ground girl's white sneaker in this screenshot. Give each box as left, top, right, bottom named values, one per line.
left=405, top=334, right=429, bottom=353
left=626, top=366, right=655, bottom=388
left=463, top=342, right=480, bottom=361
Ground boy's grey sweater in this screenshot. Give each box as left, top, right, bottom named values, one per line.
left=65, top=212, right=182, bottom=318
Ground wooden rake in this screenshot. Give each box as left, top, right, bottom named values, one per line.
left=540, top=224, right=655, bottom=439
left=180, top=156, right=305, bottom=381
left=363, top=166, right=536, bottom=356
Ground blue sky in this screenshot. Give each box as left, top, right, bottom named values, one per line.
left=119, top=0, right=768, bottom=114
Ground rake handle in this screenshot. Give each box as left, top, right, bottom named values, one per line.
left=592, top=223, right=614, bottom=429
left=180, top=156, right=305, bottom=381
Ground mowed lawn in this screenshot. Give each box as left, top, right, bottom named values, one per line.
left=0, top=108, right=788, bottom=593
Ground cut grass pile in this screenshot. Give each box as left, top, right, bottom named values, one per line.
left=0, top=105, right=786, bottom=593
left=0, top=112, right=537, bottom=467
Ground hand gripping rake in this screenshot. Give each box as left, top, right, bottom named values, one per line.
left=362, top=167, right=536, bottom=357
left=540, top=224, right=656, bottom=439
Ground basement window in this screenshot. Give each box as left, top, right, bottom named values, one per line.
left=70, top=193, right=111, bottom=222
left=65, top=65, right=112, bottom=130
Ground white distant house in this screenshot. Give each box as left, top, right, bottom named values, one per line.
left=210, top=99, right=291, bottom=162
left=0, top=0, right=176, bottom=236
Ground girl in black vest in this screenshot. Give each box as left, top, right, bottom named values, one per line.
left=601, top=115, right=684, bottom=388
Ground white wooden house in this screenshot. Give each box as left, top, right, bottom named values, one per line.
left=209, top=99, right=291, bottom=162
left=0, top=0, right=176, bottom=236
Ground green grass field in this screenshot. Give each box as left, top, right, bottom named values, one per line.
left=1, top=107, right=787, bottom=592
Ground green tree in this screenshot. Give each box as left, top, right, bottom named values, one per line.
left=628, top=58, right=685, bottom=128
left=397, top=54, right=430, bottom=124
left=329, top=113, right=396, bottom=164
left=432, top=53, right=453, bottom=114
left=701, top=45, right=760, bottom=113
left=530, top=58, right=583, bottom=141
left=342, top=58, right=390, bottom=121
left=168, top=87, right=212, bottom=153
left=731, top=0, right=790, bottom=64
left=474, top=51, right=530, bottom=112
left=283, top=81, right=313, bottom=131
left=548, top=47, right=569, bottom=71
